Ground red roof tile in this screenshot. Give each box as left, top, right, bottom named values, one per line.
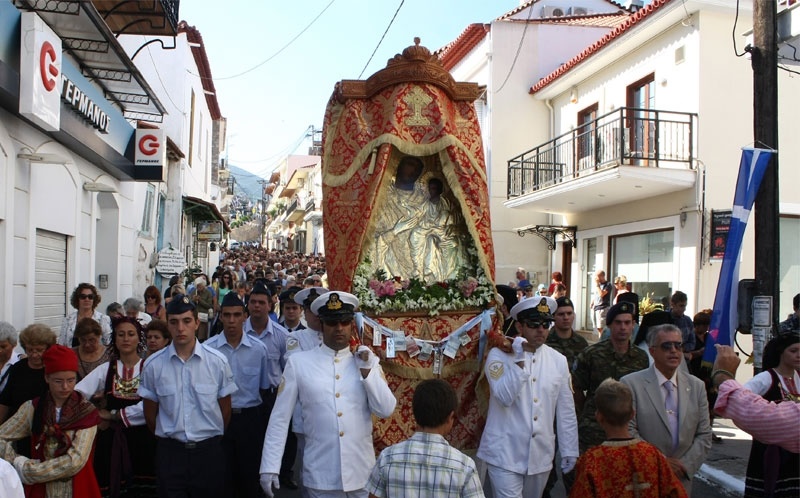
left=436, top=23, right=491, bottom=71
left=529, top=0, right=672, bottom=94
left=507, top=12, right=630, bottom=28
left=178, top=21, right=223, bottom=120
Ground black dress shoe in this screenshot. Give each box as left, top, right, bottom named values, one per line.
left=280, top=477, right=298, bottom=490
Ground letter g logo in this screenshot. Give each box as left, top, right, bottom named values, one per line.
left=39, top=41, right=58, bottom=92
left=139, top=134, right=160, bottom=156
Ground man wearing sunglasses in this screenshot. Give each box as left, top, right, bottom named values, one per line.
left=260, top=291, right=396, bottom=498
left=621, top=324, right=712, bottom=494
left=477, top=296, right=579, bottom=498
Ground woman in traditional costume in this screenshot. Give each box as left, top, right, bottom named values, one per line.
left=742, top=332, right=800, bottom=498
left=0, top=344, right=101, bottom=498
left=75, top=316, right=156, bottom=497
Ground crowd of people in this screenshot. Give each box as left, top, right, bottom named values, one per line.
left=0, top=247, right=797, bottom=498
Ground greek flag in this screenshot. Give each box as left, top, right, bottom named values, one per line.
left=703, top=148, right=774, bottom=367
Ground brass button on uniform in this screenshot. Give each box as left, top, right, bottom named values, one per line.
left=534, top=398, right=539, bottom=403
left=534, top=416, right=538, bottom=421
left=336, top=393, right=340, bottom=398
left=335, top=374, right=340, bottom=380
left=339, top=431, right=344, bottom=437
left=337, top=412, right=343, bottom=417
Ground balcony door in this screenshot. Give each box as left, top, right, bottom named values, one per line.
left=577, top=103, right=598, bottom=173
left=627, top=74, right=655, bottom=165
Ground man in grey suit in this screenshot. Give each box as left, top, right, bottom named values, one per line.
left=621, top=324, right=712, bottom=494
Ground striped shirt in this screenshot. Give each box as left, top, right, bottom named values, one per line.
left=366, top=432, right=484, bottom=498
left=715, top=379, right=800, bottom=453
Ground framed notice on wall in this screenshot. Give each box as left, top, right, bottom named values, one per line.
left=197, top=221, right=222, bottom=241
left=710, top=210, right=732, bottom=259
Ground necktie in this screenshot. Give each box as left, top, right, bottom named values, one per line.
left=664, top=380, right=679, bottom=452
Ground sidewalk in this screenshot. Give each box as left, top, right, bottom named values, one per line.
left=698, top=418, right=751, bottom=495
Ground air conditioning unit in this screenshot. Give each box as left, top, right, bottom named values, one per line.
left=567, top=6, right=590, bottom=15
left=540, top=6, right=566, bottom=17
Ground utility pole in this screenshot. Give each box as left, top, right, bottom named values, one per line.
left=751, top=0, right=779, bottom=373
left=257, top=179, right=268, bottom=248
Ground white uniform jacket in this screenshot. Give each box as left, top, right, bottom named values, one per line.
left=477, top=344, right=579, bottom=475
left=284, top=328, right=322, bottom=434
left=260, top=344, right=396, bottom=492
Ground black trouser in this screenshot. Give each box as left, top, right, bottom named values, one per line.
left=156, top=436, right=224, bottom=498
left=223, top=407, right=266, bottom=498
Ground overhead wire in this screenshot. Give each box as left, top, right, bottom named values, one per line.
left=493, top=0, right=536, bottom=94
left=193, top=0, right=337, bottom=81
left=357, top=0, right=405, bottom=79
left=732, top=0, right=747, bottom=57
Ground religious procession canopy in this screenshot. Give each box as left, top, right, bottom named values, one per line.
left=321, top=39, right=503, bottom=451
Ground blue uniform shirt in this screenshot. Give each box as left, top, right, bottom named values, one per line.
left=244, top=317, right=288, bottom=387
left=139, top=340, right=238, bottom=442
left=205, top=332, right=271, bottom=409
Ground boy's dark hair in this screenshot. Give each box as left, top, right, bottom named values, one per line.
left=413, top=379, right=458, bottom=428
left=670, top=290, right=688, bottom=304
left=594, top=378, right=634, bottom=427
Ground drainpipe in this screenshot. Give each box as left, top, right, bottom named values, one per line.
left=545, top=98, right=555, bottom=139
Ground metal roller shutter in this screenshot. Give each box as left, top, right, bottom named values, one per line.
left=34, top=230, right=67, bottom=332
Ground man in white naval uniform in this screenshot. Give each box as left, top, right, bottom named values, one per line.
left=477, top=296, right=579, bottom=498
left=261, top=291, right=397, bottom=498
left=284, top=286, right=329, bottom=498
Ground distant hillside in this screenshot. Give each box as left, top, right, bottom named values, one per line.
left=228, top=164, right=266, bottom=202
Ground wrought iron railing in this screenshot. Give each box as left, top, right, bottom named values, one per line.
left=507, top=108, right=697, bottom=198
left=304, top=198, right=315, bottom=212
left=285, top=198, right=298, bottom=217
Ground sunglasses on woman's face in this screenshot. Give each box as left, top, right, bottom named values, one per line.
left=79, top=294, right=95, bottom=300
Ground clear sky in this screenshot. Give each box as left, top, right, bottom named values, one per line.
left=180, top=0, right=520, bottom=178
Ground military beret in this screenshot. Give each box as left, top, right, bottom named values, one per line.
left=310, top=291, right=359, bottom=319
left=166, top=294, right=196, bottom=315
left=510, top=296, right=557, bottom=321
left=556, top=297, right=574, bottom=309
left=220, top=291, right=245, bottom=308
left=250, top=281, right=272, bottom=297
left=607, top=301, right=635, bottom=324
left=279, top=286, right=303, bottom=303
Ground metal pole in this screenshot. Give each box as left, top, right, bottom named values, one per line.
left=257, top=179, right=267, bottom=248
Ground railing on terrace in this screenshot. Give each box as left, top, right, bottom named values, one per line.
left=285, top=198, right=298, bottom=217
left=305, top=198, right=315, bottom=212
left=507, top=108, right=697, bottom=198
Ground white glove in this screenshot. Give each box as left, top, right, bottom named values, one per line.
left=355, top=345, right=379, bottom=370
left=260, top=473, right=280, bottom=498
left=13, top=456, right=32, bottom=484
left=561, top=456, right=577, bottom=474
left=512, top=336, right=528, bottom=361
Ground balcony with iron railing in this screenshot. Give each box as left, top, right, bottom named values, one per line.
left=506, top=108, right=697, bottom=211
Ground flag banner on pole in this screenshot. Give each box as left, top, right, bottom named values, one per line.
left=703, top=148, right=774, bottom=367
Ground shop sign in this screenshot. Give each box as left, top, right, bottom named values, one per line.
left=133, top=128, right=166, bottom=182
left=155, top=247, right=187, bottom=276
left=710, top=210, right=731, bottom=259
left=19, top=12, right=61, bottom=131
left=60, top=77, right=110, bottom=133
left=197, top=221, right=222, bottom=242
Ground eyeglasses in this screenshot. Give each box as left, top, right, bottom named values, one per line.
left=79, top=294, right=95, bottom=300
left=145, top=295, right=156, bottom=300
left=521, top=320, right=552, bottom=329
left=657, top=341, right=683, bottom=351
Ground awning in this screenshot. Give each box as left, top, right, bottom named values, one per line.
left=183, top=196, right=230, bottom=232
left=15, top=0, right=167, bottom=122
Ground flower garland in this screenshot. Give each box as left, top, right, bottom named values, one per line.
left=353, top=249, right=495, bottom=315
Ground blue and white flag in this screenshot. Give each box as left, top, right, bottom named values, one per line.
left=703, top=147, right=774, bottom=367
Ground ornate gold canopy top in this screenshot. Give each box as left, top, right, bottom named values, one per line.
left=335, top=38, right=481, bottom=102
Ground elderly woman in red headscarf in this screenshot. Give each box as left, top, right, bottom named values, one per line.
left=75, top=316, right=156, bottom=498
left=0, top=344, right=101, bottom=498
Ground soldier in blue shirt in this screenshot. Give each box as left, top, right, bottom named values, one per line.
left=206, top=292, right=270, bottom=498
left=139, top=294, right=237, bottom=498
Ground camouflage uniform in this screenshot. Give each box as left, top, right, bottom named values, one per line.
left=546, top=329, right=589, bottom=371
left=572, top=340, right=648, bottom=452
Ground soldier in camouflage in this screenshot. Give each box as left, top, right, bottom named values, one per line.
left=546, top=297, right=589, bottom=371
left=572, top=301, right=648, bottom=453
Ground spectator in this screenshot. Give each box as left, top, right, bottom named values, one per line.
left=367, top=379, right=484, bottom=498
left=740, top=333, right=799, bottom=496
left=145, top=319, right=171, bottom=355
left=59, top=283, right=112, bottom=347
left=590, top=271, right=612, bottom=338
left=667, top=291, right=695, bottom=353
left=143, top=285, right=166, bottom=321
left=0, top=322, right=19, bottom=392
left=72, top=317, right=111, bottom=380
left=123, top=297, right=152, bottom=327
left=547, top=271, right=564, bottom=297
left=779, top=293, right=799, bottom=334
left=713, top=345, right=800, bottom=453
